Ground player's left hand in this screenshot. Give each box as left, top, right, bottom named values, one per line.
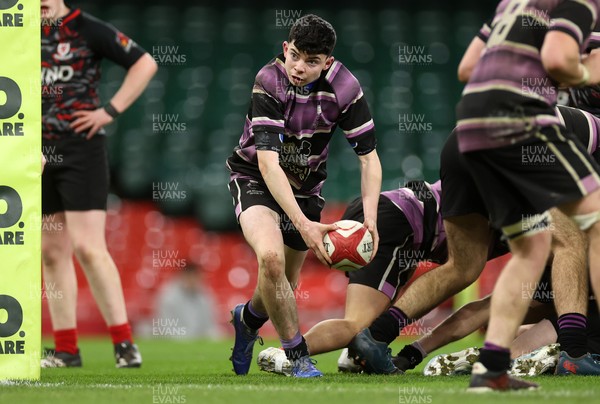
left=70, top=108, right=114, bottom=139
left=363, top=217, right=379, bottom=259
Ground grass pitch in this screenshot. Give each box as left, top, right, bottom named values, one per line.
left=1, top=336, right=599, bottom=404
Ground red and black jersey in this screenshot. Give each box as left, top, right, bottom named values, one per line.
left=41, top=8, right=146, bottom=139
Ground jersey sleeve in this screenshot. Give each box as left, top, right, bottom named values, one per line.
left=476, top=17, right=493, bottom=43
left=549, top=0, right=597, bottom=46
left=337, top=91, right=376, bottom=155
left=586, top=19, right=600, bottom=50
left=250, top=67, right=285, bottom=152
left=80, top=12, right=146, bottom=69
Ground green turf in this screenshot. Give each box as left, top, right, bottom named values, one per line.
left=1, top=336, right=599, bottom=404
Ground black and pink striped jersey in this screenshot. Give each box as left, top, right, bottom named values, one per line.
left=380, top=180, right=510, bottom=264
left=456, top=0, right=599, bottom=152
left=42, top=8, right=146, bottom=140
left=226, top=54, right=376, bottom=197
left=569, top=21, right=600, bottom=116
left=556, top=104, right=600, bottom=154
left=380, top=180, right=446, bottom=259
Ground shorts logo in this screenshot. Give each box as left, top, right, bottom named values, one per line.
left=246, top=181, right=264, bottom=196
left=55, top=42, right=72, bottom=61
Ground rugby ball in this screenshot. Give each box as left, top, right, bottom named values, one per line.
left=323, top=220, right=374, bottom=271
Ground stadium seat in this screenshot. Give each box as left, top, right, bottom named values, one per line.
left=221, top=8, right=256, bottom=45
left=104, top=5, right=138, bottom=35
left=142, top=5, right=179, bottom=43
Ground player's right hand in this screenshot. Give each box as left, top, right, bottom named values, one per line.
left=299, top=220, right=337, bottom=266
left=70, top=108, right=114, bottom=139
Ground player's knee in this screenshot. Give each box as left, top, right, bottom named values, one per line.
left=508, top=231, right=551, bottom=265
left=258, top=250, right=285, bottom=281
left=461, top=263, right=483, bottom=285
left=444, top=255, right=484, bottom=287
left=41, top=244, right=66, bottom=267
left=348, top=321, right=364, bottom=336
left=446, top=240, right=487, bottom=275
left=41, top=238, right=71, bottom=267
left=72, top=241, right=103, bottom=266
left=341, top=316, right=367, bottom=335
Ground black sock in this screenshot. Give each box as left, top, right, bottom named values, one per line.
left=283, top=335, right=309, bottom=361
left=479, top=342, right=510, bottom=372
left=557, top=313, right=588, bottom=358
left=369, top=307, right=408, bottom=345
left=242, top=301, right=268, bottom=331
left=396, top=343, right=424, bottom=370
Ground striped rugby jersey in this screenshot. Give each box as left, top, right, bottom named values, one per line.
left=381, top=180, right=447, bottom=260
left=556, top=104, right=600, bottom=155
left=456, top=0, right=599, bottom=152
left=226, top=53, right=376, bottom=197
left=380, top=180, right=510, bottom=264
left=478, top=12, right=600, bottom=121
left=569, top=19, right=600, bottom=116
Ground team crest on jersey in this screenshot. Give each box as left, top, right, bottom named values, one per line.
left=116, top=32, right=133, bottom=52
left=55, top=42, right=72, bottom=61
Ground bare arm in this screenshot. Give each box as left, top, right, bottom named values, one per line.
left=358, top=149, right=382, bottom=257
left=457, top=36, right=486, bottom=83
left=417, top=296, right=491, bottom=355
left=108, top=53, right=159, bottom=112
left=541, top=31, right=597, bottom=86
left=511, top=319, right=557, bottom=359
left=71, top=53, right=158, bottom=138
left=257, top=150, right=335, bottom=265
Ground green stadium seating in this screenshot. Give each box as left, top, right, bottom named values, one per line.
left=89, top=5, right=496, bottom=228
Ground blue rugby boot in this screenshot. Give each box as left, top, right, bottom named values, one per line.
left=290, top=356, right=323, bottom=378
left=348, top=328, right=402, bottom=375
left=230, top=303, right=263, bottom=375
left=555, top=351, right=600, bottom=375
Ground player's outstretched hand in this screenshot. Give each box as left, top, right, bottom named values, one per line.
left=300, top=220, right=338, bottom=266
left=70, top=108, right=114, bottom=139
left=363, top=217, right=379, bottom=259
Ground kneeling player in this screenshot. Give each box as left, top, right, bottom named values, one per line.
left=346, top=105, right=600, bottom=376
left=257, top=180, right=508, bottom=375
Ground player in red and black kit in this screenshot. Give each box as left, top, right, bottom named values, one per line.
left=40, top=0, right=157, bottom=368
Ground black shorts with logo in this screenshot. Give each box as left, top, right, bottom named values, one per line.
left=344, top=195, right=418, bottom=301
left=461, top=125, right=600, bottom=230
left=42, top=135, right=109, bottom=214
left=228, top=177, right=324, bottom=251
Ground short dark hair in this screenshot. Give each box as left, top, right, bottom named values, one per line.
left=288, top=14, right=336, bottom=56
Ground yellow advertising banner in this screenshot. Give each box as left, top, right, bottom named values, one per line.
left=0, top=0, right=41, bottom=380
